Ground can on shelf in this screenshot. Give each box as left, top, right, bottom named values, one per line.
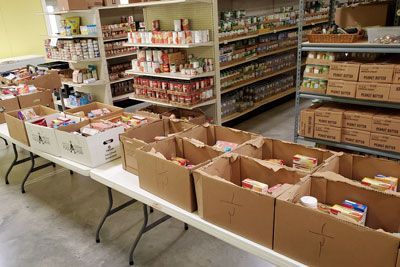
left=152, top=20, right=160, bottom=31
left=174, top=20, right=182, bottom=32
left=181, top=18, right=190, bottom=31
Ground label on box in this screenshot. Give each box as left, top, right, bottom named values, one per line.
left=389, top=84, right=400, bottom=103
left=300, top=109, right=315, bottom=138
left=342, top=128, right=370, bottom=147
left=327, top=80, right=357, bottom=98
left=372, top=115, right=400, bottom=137
left=370, top=133, right=400, bottom=153
left=315, top=107, right=343, bottom=127
left=343, top=111, right=373, bottom=131
left=314, top=124, right=341, bottom=142
left=359, top=64, right=394, bottom=84
left=392, top=65, right=400, bottom=84
left=356, top=82, right=390, bottom=101
left=328, top=63, right=360, bottom=81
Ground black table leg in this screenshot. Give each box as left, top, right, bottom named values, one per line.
left=1, top=137, right=8, bottom=146
left=21, top=152, right=54, bottom=194
left=5, top=144, right=18, bottom=185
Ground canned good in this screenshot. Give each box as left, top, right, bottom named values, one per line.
left=174, top=20, right=182, bottom=32
left=181, top=18, right=190, bottom=31
left=152, top=20, right=160, bottom=31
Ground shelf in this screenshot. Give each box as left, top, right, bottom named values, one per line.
left=109, top=76, right=134, bottom=85
left=298, top=136, right=400, bottom=160
left=220, top=45, right=297, bottom=70
left=301, top=41, right=400, bottom=53
left=103, top=37, right=128, bottom=43
left=45, top=57, right=101, bottom=63
left=55, top=100, right=76, bottom=109
left=299, top=92, right=400, bottom=109
left=123, top=41, right=214, bottom=48
left=48, top=34, right=98, bottom=39
left=113, top=93, right=134, bottom=101
left=222, top=65, right=297, bottom=94
left=222, top=88, right=296, bottom=123
left=125, top=70, right=215, bottom=80
left=40, top=9, right=95, bottom=15
left=116, top=0, right=212, bottom=8
left=106, top=52, right=137, bottom=60
left=62, top=80, right=105, bottom=88
left=129, top=96, right=216, bottom=110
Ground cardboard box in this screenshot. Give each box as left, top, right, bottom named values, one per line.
left=274, top=174, right=400, bottom=267
left=193, top=154, right=307, bottom=248
left=356, top=82, right=390, bottom=101
left=326, top=80, right=357, bottom=98
left=138, top=105, right=174, bottom=119
left=300, top=86, right=326, bottom=95
left=234, top=137, right=336, bottom=173
left=162, top=108, right=207, bottom=125
left=299, top=107, right=316, bottom=138
left=65, top=102, right=123, bottom=120
left=178, top=123, right=259, bottom=150
left=328, top=62, right=360, bottom=81
left=57, top=0, right=88, bottom=11
left=0, top=97, right=20, bottom=124
left=87, top=0, right=104, bottom=7
left=343, top=109, right=374, bottom=132
left=25, top=113, right=82, bottom=156
left=342, top=128, right=370, bottom=147
left=104, top=0, right=120, bottom=5
left=55, top=120, right=124, bottom=167
left=335, top=2, right=390, bottom=28
left=105, top=112, right=159, bottom=131
left=389, top=84, right=400, bottom=103
left=315, top=105, right=344, bottom=128
left=120, top=119, right=196, bottom=175
left=392, top=65, right=400, bottom=84
left=18, top=89, right=55, bottom=109
left=314, top=124, right=341, bottom=142
left=136, top=136, right=223, bottom=212
left=359, top=64, right=395, bottom=84
left=370, top=133, right=400, bottom=153
left=4, top=106, right=58, bottom=146
left=372, top=113, right=400, bottom=137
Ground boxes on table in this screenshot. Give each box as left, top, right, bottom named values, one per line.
left=105, top=112, right=159, bottom=131
left=136, top=136, right=223, bottom=212
left=55, top=120, right=124, bottom=167
left=193, top=154, right=308, bottom=248
left=65, top=102, right=123, bottom=120
left=161, top=108, right=207, bottom=125
left=120, top=119, right=196, bottom=175
left=274, top=173, right=400, bottom=267
left=57, top=0, right=88, bottom=11
left=4, top=105, right=58, bottom=146
left=0, top=97, right=19, bottom=124
left=234, top=137, right=337, bottom=173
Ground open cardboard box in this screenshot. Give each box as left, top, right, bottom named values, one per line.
left=274, top=173, right=400, bottom=267
left=0, top=97, right=20, bottom=124
left=137, top=105, right=174, bottom=119
left=136, top=136, right=223, bottom=212
left=120, top=119, right=196, bottom=175
left=178, top=123, right=259, bottom=151
left=4, top=105, right=58, bottom=146
left=161, top=108, right=207, bottom=125
left=234, top=137, right=337, bottom=173
left=65, top=102, right=123, bottom=120
left=105, top=112, right=159, bottom=131
left=55, top=120, right=124, bottom=167
left=193, top=154, right=309, bottom=248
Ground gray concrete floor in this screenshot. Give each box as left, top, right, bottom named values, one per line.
left=0, top=98, right=303, bottom=267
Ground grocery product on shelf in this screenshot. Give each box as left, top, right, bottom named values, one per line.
left=111, top=80, right=134, bottom=97
left=105, top=40, right=136, bottom=58
left=44, top=39, right=100, bottom=61
left=102, top=16, right=140, bottom=40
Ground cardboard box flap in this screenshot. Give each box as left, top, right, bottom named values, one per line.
left=29, top=72, right=62, bottom=90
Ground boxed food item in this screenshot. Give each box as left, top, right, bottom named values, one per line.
left=178, top=123, right=259, bottom=152
left=299, top=106, right=318, bottom=138
left=341, top=128, right=370, bottom=147
left=392, top=65, right=400, bottom=84
left=162, top=108, right=207, bottom=125
left=328, top=62, right=360, bottom=81
left=4, top=106, right=58, bottom=146
left=314, top=124, right=341, bottom=142
left=65, top=102, right=123, bottom=120
left=315, top=105, right=344, bottom=128
left=372, top=113, right=400, bottom=137
left=359, top=64, right=395, bottom=84
left=0, top=97, right=19, bottom=124
left=326, top=80, right=357, bottom=98
left=370, top=133, right=400, bottom=153
left=105, top=112, right=159, bottom=130
left=55, top=120, right=124, bottom=167
left=120, top=119, right=196, bottom=175
left=193, top=154, right=308, bottom=248
left=136, top=136, right=223, bottom=212
left=343, top=108, right=375, bottom=132
left=234, top=137, right=336, bottom=173
left=57, top=0, right=88, bottom=11
left=356, top=82, right=391, bottom=101
left=389, top=84, right=400, bottom=102
left=274, top=173, right=400, bottom=267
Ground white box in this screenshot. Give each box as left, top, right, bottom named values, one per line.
left=55, top=120, right=124, bottom=167
left=25, top=113, right=82, bottom=156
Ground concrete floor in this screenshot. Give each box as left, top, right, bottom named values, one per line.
left=0, top=98, right=303, bottom=267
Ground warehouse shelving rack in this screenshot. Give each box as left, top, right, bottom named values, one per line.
left=293, top=0, right=400, bottom=160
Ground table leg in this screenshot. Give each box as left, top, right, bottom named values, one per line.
left=5, top=144, right=18, bottom=185
left=21, top=152, right=55, bottom=194
left=1, top=137, right=8, bottom=146
left=96, top=187, right=137, bottom=243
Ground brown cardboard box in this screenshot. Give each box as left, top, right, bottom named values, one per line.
left=105, top=112, right=159, bottom=131
left=315, top=105, right=344, bottom=128
left=356, top=82, right=390, bottom=101
left=87, top=0, right=104, bottom=7
left=274, top=174, right=400, bottom=267
left=57, top=0, right=88, bottom=11
left=314, top=124, right=341, bottom=142
left=359, top=64, right=394, bottom=84
left=18, top=89, right=55, bottom=109
left=300, top=86, right=326, bottom=95
left=335, top=2, right=390, bottom=28
left=370, top=133, right=400, bottom=153
left=343, top=109, right=374, bottom=132
left=136, top=136, right=223, bottom=212
left=120, top=119, right=196, bottom=175
left=4, top=105, right=58, bottom=146
left=65, top=102, right=123, bottom=120
left=178, top=123, right=259, bottom=149
left=0, top=97, right=20, bottom=124
left=342, top=128, right=370, bottom=147
left=372, top=113, right=400, bottom=137
left=162, top=108, right=207, bottom=125
left=328, top=62, right=360, bottom=81
left=234, top=137, right=336, bottom=173
left=392, top=65, right=400, bottom=84
left=138, top=105, right=174, bottom=119
left=299, top=107, right=316, bottom=138
left=193, top=154, right=307, bottom=248
left=104, top=0, right=120, bottom=5
left=326, top=80, right=357, bottom=98
left=389, top=84, right=400, bottom=102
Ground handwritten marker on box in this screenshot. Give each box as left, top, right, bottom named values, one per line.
left=242, top=178, right=268, bottom=195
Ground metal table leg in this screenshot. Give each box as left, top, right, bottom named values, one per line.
left=1, top=137, right=8, bottom=146
left=21, top=152, right=55, bottom=194
left=5, top=144, right=39, bottom=185
left=96, top=187, right=137, bottom=243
